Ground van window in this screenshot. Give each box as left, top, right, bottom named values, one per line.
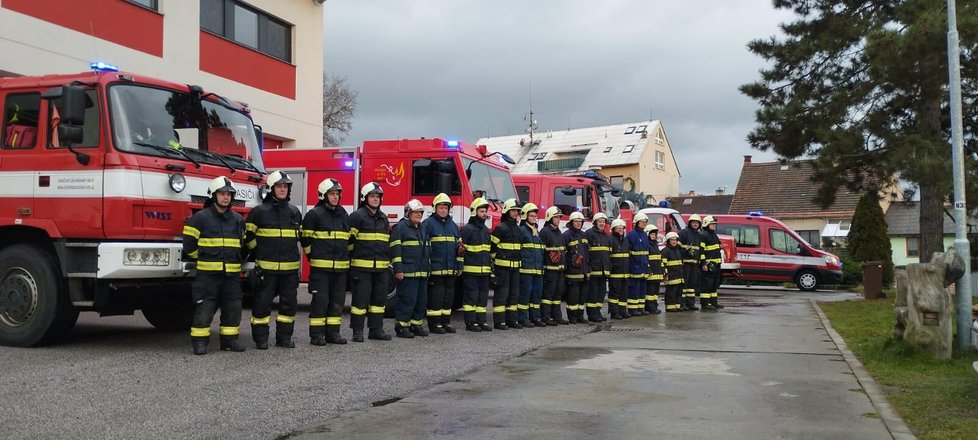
left=717, top=224, right=760, bottom=248
left=771, top=229, right=802, bottom=254
left=2, top=93, right=40, bottom=149
left=516, top=185, right=530, bottom=204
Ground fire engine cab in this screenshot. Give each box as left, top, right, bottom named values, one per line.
left=0, top=67, right=266, bottom=346
left=513, top=172, right=622, bottom=231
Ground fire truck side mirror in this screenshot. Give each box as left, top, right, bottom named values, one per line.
left=42, top=85, right=87, bottom=125
left=560, top=186, right=577, bottom=196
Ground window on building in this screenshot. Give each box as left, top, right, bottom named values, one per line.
left=717, top=224, right=760, bottom=248
left=127, top=0, right=158, bottom=11
left=682, top=198, right=693, bottom=206
left=48, top=89, right=100, bottom=148
left=655, top=130, right=665, bottom=145
left=603, top=146, right=612, bottom=153
left=516, top=185, right=530, bottom=203
left=200, top=0, right=293, bottom=62
left=2, top=93, right=40, bottom=150
left=623, top=145, right=634, bottom=153
left=796, top=230, right=821, bottom=248
left=536, top=152, right=547, bottom=161
left=655, top=150, right=665, bottom=170
left=636, top=125, right=647, bottom=133
left=624, top=126, right=636, bottom=135
left=412, top=159, right=461, bottom=196
left=906, top=237, right=920, bottom=257
left=770, top=229, right=803, bottom=254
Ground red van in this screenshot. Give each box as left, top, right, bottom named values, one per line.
left=683, top=213, right=843, bottom=291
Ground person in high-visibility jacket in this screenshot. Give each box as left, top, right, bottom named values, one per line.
left=347, top=183, right=393, bottom=342
left=608, top=218, right=631, bottom=320
left=645, top=224, right=663, bottom=314
left=699, top=215, right=725, bottom=310
left=491, top=198, right=524, bottom=330
left=540, top=206, right=569, bottom=325
left=678, top=214, right=706, bottom=311
left=300, top=178, right=350, bottom=345
left=518, top=203, right=545, bottom=327
left=562, top=211, right=589, bottom=324
left=421, top=193, right=461, bottom=334
left=661, top=232, right=685, bottom=312
left=390, top=199, right=431, bottom=338
left=626, top=213, right=651, bottom=316
left=184, top=177, right=247, bottom=355
left=460, top=198, right=493, bottom=332
left=245, top=171, right=302, bottom=349
left=585, top=213, right=612, bottom=322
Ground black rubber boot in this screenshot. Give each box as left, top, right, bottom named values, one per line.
left=220, top=337, right=246, bottom=352
left=325, top=328, right=347, bottom=344
left=443, top=316, right=457, bottom=334
left=411, top=324, right=429, bottom=337
left=466, top=322, right=482, bottom=332
left=494, top=322, right=510, bottom=330
left=310, top=326, right=327, bottom=346
left=276, top=322, right=295, bottom=348
left=713, top=298, right=725, bottom=309
left=369, top=328, right=392, bottom=341
left=480, top=322, right=493, bottom=332
left=352, top=328, right=365, bottom=343
left=395, top=325, right=414, bottom=339
left=310, top=335, right=328, bottom=346
left=191, top=337, right=209, bottom=356
left=507, top=320, right=522, bottom=329
left=702, top=299, right=717, bottom=311
left=253, top=324, right=270, bottom=350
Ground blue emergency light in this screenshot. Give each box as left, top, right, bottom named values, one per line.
left=89, top=62, right=119, bottom=72
left=748, top=211, right=764, bottom=216
left=658, top=200, right=672, bottom=208
left=446, top=140, right=460, bottom=148
left=344, top=160, right=354, bottom=168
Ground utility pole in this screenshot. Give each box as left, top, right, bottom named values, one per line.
left=946, top=0, right=972, bottom=349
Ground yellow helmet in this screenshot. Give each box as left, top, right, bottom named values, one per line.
left=432, top=193, right=452, bottom=208
left=633, top=213, right=649, bottom=224
left=665, top=232, right=680, bottom=241
left=689, top=214, right=702, bottom=224
left=592, top=213, right=608, bottom=223
left=502, top=198, right=520, bottom=213
left=644, top=224, right=658, bottom=234
left=702, top=215, right=716, bottom=227
left=611, top=218, right=627, bottom=230
left=544, top=206, right=562, bottom=222
left=470, top=197, right=489, bottom=215
left=521, top=202, right=539, bottom=217
left=569, top=211, right=585, bottom=222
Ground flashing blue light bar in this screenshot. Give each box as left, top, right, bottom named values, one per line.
left=446, top=140, right=460, bottom=148
left=748, top=210, right=764, bottom=216
left=89, top=61, right=119, bottom=72
left=658, top=200, right=671, bottom=208
left=344, top=160, right=354, bottom=168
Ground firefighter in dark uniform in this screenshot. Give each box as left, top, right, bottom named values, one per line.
left=645, top=224, right=663, bottom=314
left=300, top=178, right=350, bottom=345
left=699, top=215, right=725, bottom=310
left=661, top=232, right=685, bottom=312
left=608, top=218, right=631, bottom=320
left=626, top=213, right=650, bottom=316
left=348, top=182, right=392, bottom=342
left=678, top=214, right=705, bottom=311
left=540, top=206, right=569, bottom=325
left=585, top=213, right=611, bottom=322
left=460, top=198, right=492, bottom=332
left=184, top=176, right=247, bottom=355
left=491, top=198, right=523, bottom=330
left=518, top=203, right=545, bottom=328
left=421, top=193, right=461, bottom=334
left=562, top=211, right=589, bottom=324
left=391, top=199, right=431, bottom=338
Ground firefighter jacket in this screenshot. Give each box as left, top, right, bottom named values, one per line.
left=519, top=221, right=545, bottom=275
left=491, top=216, right=523, bottom=270
left=540, top=223, right=566, bottom=272
left=585, top=227, right=612, bottom=277
left=300, top=202, right=351, bottom=272
left=678, top=226, right=705, bottom=265
left=183, top=205, right=247, bottom=274
left=390, top=218, right=430, bottom=278
left=701, top=228, right=722, bottom=268
left=421, top=213, right=461, bottom=276
left=648, top=239, right=664, bottom=281
left=562, top=227, right=589, bottom=281
left=460, top=216, right=492, bottom=276
left=245, top=198, right=302, bottom=273
left=610, top=232, right=630, bottom=279
left=660, top=242, right=684, bottom=286
left=348, top=206, right=391, bottom=272
left=626, top=229, right=650, bottom=275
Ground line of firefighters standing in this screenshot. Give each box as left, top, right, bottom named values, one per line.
left=181, top=172, right=726, bottom=355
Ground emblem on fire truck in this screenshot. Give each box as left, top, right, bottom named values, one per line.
left=375, top=162, right=405, bottom=187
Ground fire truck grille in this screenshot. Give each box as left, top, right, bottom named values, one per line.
left=191, top=195, right=245, bottom=207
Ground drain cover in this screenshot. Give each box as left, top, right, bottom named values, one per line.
left=606, top=327, right=644, bottom=332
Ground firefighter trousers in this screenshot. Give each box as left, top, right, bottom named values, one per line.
left=586, top=276, right=608, bottom=321
left=350, top=270, right=388, bottom=330
left=518, top=273, right=543, bottom=322
left=251, top=271, right=299, bottom=343
left=628, top=276, right=645, bottom=313
left=395, top=277, right=427, bottom=329
left=646, top=280, right=661, bottom=312
left=542, top=270, right=565, bottom=321
left=462, top=275, right=490, bottom=325
left=608, top=276, right=629, bottom=316
left=664, top=282, right=683, bottom=311
left=309, top=271, right=346, bottom=338
left=700, top=268, right=722, bottom=305
left=493, top=267, right=520, bottom=325
left=564, top=279, right=585, bottom=320
left=682, top=263, right=701, bottom=308
left=427, top=276, right=456, bottom=329
left=190, top=273, right=243, bottom=343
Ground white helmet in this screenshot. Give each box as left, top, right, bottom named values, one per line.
left=317, top=178, right=342, bottom=200
left=633, top=213, right=649, bottom=224
left=665, top=232, right=679, bottom=241
left=592, top=213, right=608, bottom=224
left=404, top=199, right=425, bottom=215
left=689, top=214, right=703, bottom=225
left=611, top=218, right=626, bottom=230
left=644, top=224, right=658, bottom=234
left=544, top=206, right=562, bottom=223
left=207, top=176, right=237, bottom=197
left=569, top=211, right=585, bottom=222
left=263, top=170, right=293, bottom=201
left=360, top=182, right=384, bottom=201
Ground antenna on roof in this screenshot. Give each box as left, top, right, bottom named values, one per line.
left=523, top=81, right=539, bottom=148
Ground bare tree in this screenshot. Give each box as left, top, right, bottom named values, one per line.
left=322, top=75, right=357, bottom=148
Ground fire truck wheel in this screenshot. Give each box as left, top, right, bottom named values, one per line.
left=0, top=244, right=78, bottom=347
left=142, top=294, right=194, bottom=331
left=795, top=269, right=820, bottom=292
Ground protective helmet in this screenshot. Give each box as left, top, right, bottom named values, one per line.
left=265, top=170, right=292, bottom=190
left=633, top=213, right=649, bottom=224
left=317, top=178, right=342, bottom=200
left=432, top=193, right=452, bottom=208
left=360, top=182, right=384, bottom=202
left=665, top=232, right=680, bottom=241
left=207, top=176, right=237, bottom=197
left=521, top=202, right=539, bottom=218
left=688, top=214, right=702, bottom=224
left=544, top=206, right=562, bottom=222
left=568, top=211, right=585, bottom=222
left=644, top=224, right=659, bottom=234
left=702, top=216, right=716, bottom=227
left=611, top=218, right=626, bottom=230
left=470, top=197, right=489, bottom=215
left=404, top=199, right=425, bottom=215
left=592, top=213, right=608, bottom=224
left=502, top=198, right=520, bottom=213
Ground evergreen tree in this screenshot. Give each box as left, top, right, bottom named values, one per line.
left=848, top=192, right=895, bottom=286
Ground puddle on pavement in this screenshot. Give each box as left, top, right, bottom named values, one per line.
left=566, top=349, right=740, bottom=376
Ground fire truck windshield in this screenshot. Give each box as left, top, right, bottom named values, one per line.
left=463, top=159, right=517, bottom=202
left=108, top=84, right=265, bottom=173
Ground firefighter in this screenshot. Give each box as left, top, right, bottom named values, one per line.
left=678, top=214, right=706, bottom=311
left=700, top=215, right=725, bottom=310
left=645, top=224, right=663, bottom=314
left=348, top=182, right=393, bottom=342
left=540, top=206, right=569, bottom=325
left=390, top=199, right=431, bottom=338
left=518, top=203, right=545, bottom=328
left=300, top=178, right=350, bottom=346
left=421, top=193, right=461, bottom=334
left=608, top=218, right=631, bottom=320
left=562, top=211, right=589, bottom=324
left=661, top=232, right=685, bottom=312
left=626, top=213, right=651, bottom=316
left=184, top=176, right=247, bottom=355
left=460, top=198, right=492, bottom=332
left=245, top=171, right=302, bottom=349
left=585, top=213, right=612, bottom=322
left=491, top=198, right=523, bottom=330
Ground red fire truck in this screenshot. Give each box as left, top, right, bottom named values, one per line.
left=0, top=67, right=266, bottom=346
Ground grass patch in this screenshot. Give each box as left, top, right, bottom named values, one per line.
left=820, top=298, right=978, bottom=440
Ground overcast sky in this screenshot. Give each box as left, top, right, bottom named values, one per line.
left=323, top=1, right=794, bottom=195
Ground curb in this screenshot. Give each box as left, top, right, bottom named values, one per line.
left=811, top=300, right=917, bottom=440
